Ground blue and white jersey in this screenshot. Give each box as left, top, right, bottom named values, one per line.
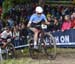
left=29, top=13, right=47, bottom=24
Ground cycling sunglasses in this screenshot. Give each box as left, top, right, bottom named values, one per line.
left=37, top=13, right=42, bottom=15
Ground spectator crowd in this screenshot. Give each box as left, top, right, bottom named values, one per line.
left=0, top=3, right=75, bottom=46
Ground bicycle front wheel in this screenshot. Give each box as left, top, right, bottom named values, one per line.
left=28, top=38, right=38, bottom=59
left=43, top=32, right=56, bottom=60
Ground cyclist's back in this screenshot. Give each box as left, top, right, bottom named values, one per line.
left=29, top=13, right=47, bottom=24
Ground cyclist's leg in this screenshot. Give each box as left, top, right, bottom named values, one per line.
left=2, top=41, right=7, bottom=48
left=2, top=39, right=11, bottom=48
left=29, top=27, right=40, bottom=48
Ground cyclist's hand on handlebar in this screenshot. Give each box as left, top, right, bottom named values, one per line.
left=27, top=23, right=31, bottom=28
left=45, top=21, right=50, bottom=25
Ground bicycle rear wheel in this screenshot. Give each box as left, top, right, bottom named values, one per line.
left=43, top=32, right=56, bottom=60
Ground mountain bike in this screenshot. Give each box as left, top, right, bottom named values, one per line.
left=28, top=24, right=56, bottom=60
left=0, top=38, right=16, bottom=59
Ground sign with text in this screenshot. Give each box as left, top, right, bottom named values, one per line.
left=52, top=29, right=75, bottom=45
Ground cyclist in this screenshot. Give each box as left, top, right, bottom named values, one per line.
left=27, top=6, right=50, bottom=49
left=0, top=27, right=12, bottom=48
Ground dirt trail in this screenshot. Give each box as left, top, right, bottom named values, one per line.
left=26, top=48, right=75, bottom=64
left=3, top=48, right=75, bottom=64
left=25, top=54, right=75, bottom=64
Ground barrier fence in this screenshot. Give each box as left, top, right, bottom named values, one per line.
left=14, top=29, right=75, bottom=48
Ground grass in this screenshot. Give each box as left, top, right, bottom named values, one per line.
left=1, top=57, right=51, bottom=64
left=1, top=48, right=75, bottom=64
left=1, top=58, right=30, bottom=64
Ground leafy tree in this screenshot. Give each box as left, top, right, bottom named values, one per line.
left=2, top=0, right=13, bottom=18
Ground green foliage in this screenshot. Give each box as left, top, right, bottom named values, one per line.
left=13, top=0, right=31, bottom=4
left=2, top=0, right=13, bottom=18
left=1, top=0, right=31, bottom=18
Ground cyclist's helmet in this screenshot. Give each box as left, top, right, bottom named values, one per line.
left=35, top=6, right=43, bottom=13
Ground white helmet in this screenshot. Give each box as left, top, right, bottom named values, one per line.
left=35, top=6, right=43, bottom=13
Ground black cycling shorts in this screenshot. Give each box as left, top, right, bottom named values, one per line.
left=31, top=22, right=43, bottom=29
left=1, top=38, right=7, bottom=42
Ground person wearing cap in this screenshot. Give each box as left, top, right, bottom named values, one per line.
left=27, top=6, right=50, bottom=49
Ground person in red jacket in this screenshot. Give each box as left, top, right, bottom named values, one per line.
left=61, top=15, right=71, bottom=32
left=71, top=12, right=75, bottom=29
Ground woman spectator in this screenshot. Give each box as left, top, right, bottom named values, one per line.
left=61, top=15, right=71, bottom=32
left=71, top=12, right=75, bottom=29
left=12, top=26, right=20, bottom=46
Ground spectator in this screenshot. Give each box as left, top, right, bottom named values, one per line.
left=59, top=16, right=64, bottom=30
left=53, top=17, right=61, bottom=31
left=61, top=15, right=71, bottom=32
left=7, top=16, right=14, bottom=28
left=20, top=23, right=28, bottom=45
left=0, top=3, right=75, bottom=39
left=12, top=26, right=20, bottom=46
left=46, top=11, right=51, bottom=19
left=71, top=12, right=75, bottom=29
left=47, top=15, right=54, bottom=31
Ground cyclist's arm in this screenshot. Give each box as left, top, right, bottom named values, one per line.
left=27, top=22, right=31, bottom=28
left=27, top=15, right=33, bottom=28
left=9, top=31, right=12, bottom=37
left=45, top=20, right=50, bottom=25
left=43, top=14, right=50, bottom=25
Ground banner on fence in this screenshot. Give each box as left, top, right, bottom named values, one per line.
left=14, top=29, right=75, bottom=48
left=52, top=29, right=75, bottom=45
